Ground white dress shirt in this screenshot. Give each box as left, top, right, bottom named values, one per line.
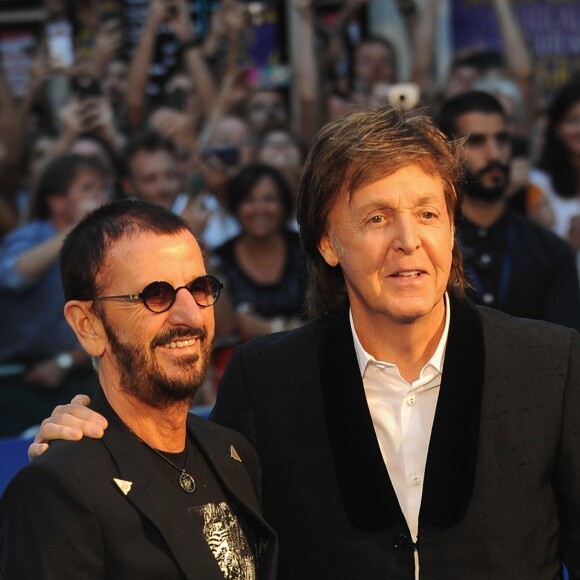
left=350, top=294, right=451, bottom=578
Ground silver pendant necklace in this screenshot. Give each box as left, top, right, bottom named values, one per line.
left=141, top=439, right=196, bottom=493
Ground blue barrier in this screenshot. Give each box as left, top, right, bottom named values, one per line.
left=0, top=436, right=33, bottom=495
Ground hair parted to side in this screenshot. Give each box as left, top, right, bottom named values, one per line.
left=60, top=200, right=196, bottom=303
left=297, top=107, right=466, bottom=320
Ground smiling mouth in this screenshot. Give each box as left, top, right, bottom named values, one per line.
left=164, top=338, right=197, bottom=349
left=390, top=270, right=423, bottom=278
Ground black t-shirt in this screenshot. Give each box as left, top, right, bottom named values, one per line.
left=142, top=432, right=257, bottom=580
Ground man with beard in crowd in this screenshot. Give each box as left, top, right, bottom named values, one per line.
left=0, top=201, right=277, bottom=579
left=439, top=90, right=580, bottom=330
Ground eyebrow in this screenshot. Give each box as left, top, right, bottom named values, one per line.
left=356, top=194, right=444, bottom=212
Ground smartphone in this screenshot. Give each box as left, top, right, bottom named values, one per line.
left=74, top=76, right=101, bottom=99
left=46, top=20, right=74, bottom=71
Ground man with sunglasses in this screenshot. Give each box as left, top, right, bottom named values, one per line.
left=0, top=200, right=277, bottom=579
left=439, top=90, right=580, bottom=330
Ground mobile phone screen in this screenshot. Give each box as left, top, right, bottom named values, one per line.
left=46, top=21, right=74, bottom=70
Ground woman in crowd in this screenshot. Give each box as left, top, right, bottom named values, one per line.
left=213, top=163, right=309, bottom=342
left=528, top=79, right=580, bottom=274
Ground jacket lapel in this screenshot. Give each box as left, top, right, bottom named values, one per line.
left=91, top=389, right=226, bottom=580
left=186, top=415, right=278, bottom=580
left=419, top=295, right=484, bottom=527
left=319, top=309, right=405, bottom=531
left=319, top=296, right=485, bottom=532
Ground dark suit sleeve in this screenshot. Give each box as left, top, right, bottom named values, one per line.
left=210, top=345, right=258, bottom=446
left=554, top=331, right=580, bottom=577
left=0, top=461, right=105, bottom=579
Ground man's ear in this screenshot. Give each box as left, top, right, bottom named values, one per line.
left=318, top=233, right=340, bottom=267
left=64, top=301, right=106, bottom=357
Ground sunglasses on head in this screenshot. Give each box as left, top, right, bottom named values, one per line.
left=92, top=275, right=223, bottom=313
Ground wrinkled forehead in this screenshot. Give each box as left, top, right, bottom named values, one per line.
left=99, top=230, right=203, bottom=287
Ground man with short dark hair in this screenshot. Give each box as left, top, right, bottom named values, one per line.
left=120, top=130, right=185, bottom=212
left=0, top=201, right=277, bottom=579
left=439, top=90, right=580, bottom=330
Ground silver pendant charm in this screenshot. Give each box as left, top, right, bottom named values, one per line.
left=180, top=472, right=195, bottom=493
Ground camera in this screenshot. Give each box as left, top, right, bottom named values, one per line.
left=387, top=83, right=420, bottom=111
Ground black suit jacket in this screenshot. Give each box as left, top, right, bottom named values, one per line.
left=0, top=388, right=277, bottom=579
left=211, top=295, right=580, bottom=579
left=460, top=210, right=580, bottom=330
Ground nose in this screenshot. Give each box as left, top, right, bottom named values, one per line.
left=485, top=136, right=503, bottom=161
left=392, top=215, right=420, bottom=253
left=167, top=287, right=206, bottom=327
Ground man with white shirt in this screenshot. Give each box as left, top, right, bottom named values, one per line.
left=213, top=108, right=580, bottom=579
left=31, top=108, right=580, bottom=578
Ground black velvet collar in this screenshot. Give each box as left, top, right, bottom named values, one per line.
left=319, top=295, right=485, bottom=531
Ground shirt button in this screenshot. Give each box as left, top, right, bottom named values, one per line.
left=483, top=292, right=494, bottom=304
left=480, top=253, right=492, bottom=265
left=411, top=475, right=422, bottom=486
left=393, top=534, right=413, bottom=549
left=406, top=394, right=416, bottom=406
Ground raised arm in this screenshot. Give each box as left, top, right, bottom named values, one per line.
left=125, top=0, right=167, bottom=129
left=290, top=0, right=322, bottom=143
left=171, top=0, right=217, bottom=118
left=410, top=0, right=440, bottom=102
left=0, top=61, right=19, bottom=234
left=490, top=0, right=533, bottom=130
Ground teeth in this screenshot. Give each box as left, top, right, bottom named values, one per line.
left=393, top=271, right=421, bottom=277
left=166, top=339, right=196, bottom=349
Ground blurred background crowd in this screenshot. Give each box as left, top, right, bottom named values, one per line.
left=1, top=0, right=580, bottom=437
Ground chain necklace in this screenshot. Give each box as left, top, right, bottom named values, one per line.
left=140, top=439, right=196, bottom=493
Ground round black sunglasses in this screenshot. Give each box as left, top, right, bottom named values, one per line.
left=92, top=275, right=223, bottom=313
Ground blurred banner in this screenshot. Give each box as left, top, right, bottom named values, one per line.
left=452, top=0, right=580, bottom=99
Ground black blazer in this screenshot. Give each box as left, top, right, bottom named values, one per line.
left=211, top=295, right=580, bottom=579
left=0, top=388, right=277, bottom=579
left=460, top=210, right=580, bottom=330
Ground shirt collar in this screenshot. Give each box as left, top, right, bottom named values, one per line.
left=350, top=292, right=451, bottom=379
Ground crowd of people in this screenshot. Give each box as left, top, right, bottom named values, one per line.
left=0, top=0, right=579, bottom=432
left=0, top=0, right=579, bottom=578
